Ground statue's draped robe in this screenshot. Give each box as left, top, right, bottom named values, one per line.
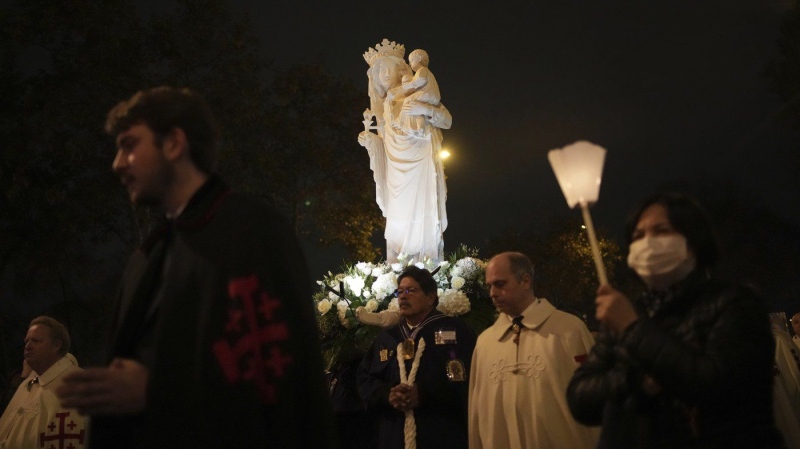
left=365, top=96, right=450, bottom=263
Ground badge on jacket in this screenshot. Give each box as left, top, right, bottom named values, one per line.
left=435, top=328, right=457, bottom=345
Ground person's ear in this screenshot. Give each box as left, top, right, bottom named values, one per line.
left=521, top=273, right=532, bottom=290
left=427, top=292, right=437, bottom=307
left=162, top=128, right=189, bottom=162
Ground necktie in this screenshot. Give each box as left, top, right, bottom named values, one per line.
left=512, top=315, right=524, bottom=344
left=26, top=377, right=39, bottom=391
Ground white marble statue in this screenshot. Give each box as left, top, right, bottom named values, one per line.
left=359, top=39, right=452, bottom=263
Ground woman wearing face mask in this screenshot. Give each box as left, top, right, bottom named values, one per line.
left=566, top=193, right=784, bottom=449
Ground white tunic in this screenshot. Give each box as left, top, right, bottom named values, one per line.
left=773, top=330, right=800, bottom=448
left=468, top=298, right=599, bottom=449
left=0, top=356, right=88, bottom=449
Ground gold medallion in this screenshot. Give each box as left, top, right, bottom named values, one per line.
left=403, top=338, right=415, bottom=360
left=446, top=359, right=466, bottom=382
left=379, top=348, right=388, bottom=362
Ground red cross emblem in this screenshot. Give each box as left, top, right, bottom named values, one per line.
left=39, top=411, right=85, bottom=449
left=213, top=274, right=294, bottom=404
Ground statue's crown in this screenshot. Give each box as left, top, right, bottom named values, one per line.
left=363, top=39, right=405, bottom=66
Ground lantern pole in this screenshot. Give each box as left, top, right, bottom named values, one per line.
left=580, top=201, right=608, bottom=285
left=547, top=140, right=609, bottom=286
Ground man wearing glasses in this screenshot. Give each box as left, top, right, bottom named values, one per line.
left=358, top=266, right=477, bottom=449
left=792, top=313, right=800, bottom=350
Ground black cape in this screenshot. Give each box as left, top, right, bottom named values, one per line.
left=91, top=176, right=336, bottom=449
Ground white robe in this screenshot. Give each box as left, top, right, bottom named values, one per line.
left=0, top=355, right=88, bottom=449
left=468, top=298, right=599, bottom=449
left=773, top=330, right=800, bottom=449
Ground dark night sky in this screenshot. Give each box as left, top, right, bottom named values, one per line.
left=224, top=1, right=799, bottom=279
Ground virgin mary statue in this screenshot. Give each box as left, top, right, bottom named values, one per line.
left=358, top=39, right=452, bottom=263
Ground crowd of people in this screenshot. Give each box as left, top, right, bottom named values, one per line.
left=0, top=87, right=795, bottom=449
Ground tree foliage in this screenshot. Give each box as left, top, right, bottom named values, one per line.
left=485, top=215, right=632, bottom=327
left=766, top=4, right=800, bottom=131
left=0, top=0, right=382, bottom=374
left=260, top=65, right=383, bottom=261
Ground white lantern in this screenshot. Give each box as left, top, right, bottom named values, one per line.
left=548, top=141, right=608, bottom=284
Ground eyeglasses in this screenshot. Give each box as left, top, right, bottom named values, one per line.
left=393, top=287, right=420, bottom=297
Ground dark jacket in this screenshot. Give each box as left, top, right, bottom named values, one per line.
left=567, top=271, right=784, bottom=449
left=357, top=311, right=476, bottom=449
left=91, top=176, right=336, bottom=449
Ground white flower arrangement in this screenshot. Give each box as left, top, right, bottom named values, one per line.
left=437, top=288, right=470, bottom=316
left=313, top=245, right=494, bottom=370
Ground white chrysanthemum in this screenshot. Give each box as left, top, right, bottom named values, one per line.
left=437, top=289, right=471, bottom=316
left=365, top=299, right=379, bottom=312
left=371, top=272, right=398, bottom=301
left=453, top=257, right=485, bottom=281
left=317, top=299, right=332, bottom=315
left=451, top=276, right=465, bottom=289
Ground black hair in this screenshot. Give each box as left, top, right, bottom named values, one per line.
left=625, top=193, right=719, bottom=270
left=397, top=265, right=439, bottom=307
left=105, top=86, right=220, bottom=174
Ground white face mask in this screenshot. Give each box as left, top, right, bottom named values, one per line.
left=627, top=235, right=696, bottom=290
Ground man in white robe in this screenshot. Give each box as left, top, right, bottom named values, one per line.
left=0, top=316, right=87, bottom=449
left=469, top=252, right=598, bottom=449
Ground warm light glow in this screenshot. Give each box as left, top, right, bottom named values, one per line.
left=439, top=150, right=451, bottom=160
left=547, top=141, right=607, bottom=208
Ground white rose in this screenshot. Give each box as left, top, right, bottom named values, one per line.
left=317, top=299, right=332, bottom=315
left=365, top=299, right=379, bottom=312
left=337, top=301, right=350, bottom=324
left=451, top=276, right=465, bottom=289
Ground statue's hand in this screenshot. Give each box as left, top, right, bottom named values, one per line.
left=387, top=86, right=405, bottom=101
left=358, top=131, right=370, bottom=147
left=402, top=101, right=433, bottom=117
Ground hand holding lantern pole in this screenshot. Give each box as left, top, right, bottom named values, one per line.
left=548, top=141, right=608, bottom=285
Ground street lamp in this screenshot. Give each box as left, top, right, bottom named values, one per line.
left=548, top=140, right=608, bottom=284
